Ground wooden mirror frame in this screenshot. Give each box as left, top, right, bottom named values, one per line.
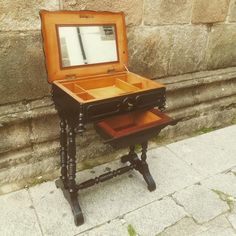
left=40, top=10, right=128, bottom=83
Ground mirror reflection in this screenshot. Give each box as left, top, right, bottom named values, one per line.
left=58, top=25, right=118, bottom=67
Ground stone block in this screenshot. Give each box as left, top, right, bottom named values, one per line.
left=159, top=215, right=235, bottom=236
left=124, top=197, right=187, bottom=236
left=0, top=120, right=31, bottom=154
left=168, top=25, right=208, bottom=75
left=0, top=0, right=59, bottom=31
left=192, top=0, right=230, bottom=23
left=173, top=185, right=229, bottom=224
left=0, top=32, right=50, bottom=105
left=206, top=24, right=236, bottom=70
left=202, top=173, right=236, bottom=198
left=61, top=0, right=143, bottom=26
left=167, top=125, right=236, bottom=177
left=127, top=26, right=174, bottom=78
left=229, top=0, right=236, bottom=22
left=144, top=0, right=192, bottom=25
left=31, top=111, right=59, bottom=144
left=0, top=189, right=42, bottom=236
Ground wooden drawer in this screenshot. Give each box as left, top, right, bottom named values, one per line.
left=85, top=88, right=165, bottom=122
left=95, top=109, right=175, bottom=148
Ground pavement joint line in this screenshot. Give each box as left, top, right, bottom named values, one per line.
left=75, top=193, right=190, bottom=235
left=165, top=145, right=204, bottom=176
left=156, top=216, right=191, bottom=236
left=170, top=195, right=191, bottom=218
left=73, top=216, right=128, bottom=236
left=27, top=188, right=44, bottom=236
left=226, top=214, right=236, bottom=234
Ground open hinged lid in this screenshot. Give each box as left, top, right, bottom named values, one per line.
left=40, top=10, right=128, bottom=83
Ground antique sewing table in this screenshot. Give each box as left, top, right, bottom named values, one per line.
left=40, top=10, right=175, bottom=226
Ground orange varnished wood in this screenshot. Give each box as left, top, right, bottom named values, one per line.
left=40, top=10, right=165, bottom=104
left=54, top=71, right=164, bottom=103
left=40, top=10, right=128, bottom=83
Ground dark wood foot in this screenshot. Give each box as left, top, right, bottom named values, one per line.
left=123, top=142, right=156, bottom=191
left=139, top=162, right=156, bottom=191
left=55, top=179, right=84, bottom=226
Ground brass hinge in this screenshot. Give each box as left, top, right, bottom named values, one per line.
left=107, top=68, right=116, bottom=74
left=65, top=74, right=76, bottom=80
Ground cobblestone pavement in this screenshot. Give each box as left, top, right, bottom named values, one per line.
left=1, top=125, right=236, bottom=236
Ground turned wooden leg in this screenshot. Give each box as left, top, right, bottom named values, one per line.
left=140, top=141, right=156, bottom=192
left=121, top=145, right=136, bottom=163
left=59, top=118, right=68, bottom=184
left=67, top=120, right=84, bottom=225
left=55, top=118, right=84, bottom=226
left=67, top=124, right=76, bottom=193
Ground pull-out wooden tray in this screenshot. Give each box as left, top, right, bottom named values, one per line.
left=95, top=109, right=175, bottom=148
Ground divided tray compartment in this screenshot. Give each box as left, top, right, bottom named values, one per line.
left=55, top=72, right=164, bottom=103
left=95, top=109, right=175, bottom=148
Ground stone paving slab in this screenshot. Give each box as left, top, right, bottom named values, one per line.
left=201, top=173, right=236, bottom=198
left=228, top=213, right=236, bottom=232
left=173, top=185, right=229, bottom=224
left=0, top=189, right=42, bottom=236
left=28, top=147, right=201, bottom=236
left=124, top=197, right=187, bottom=236
left=158, top=215, right=235, bottom=236
left=78, top=219, right=129, bottom=236
left=167, top=125, right=236, bottom=177
left=196, top=227, right=236, bottom=236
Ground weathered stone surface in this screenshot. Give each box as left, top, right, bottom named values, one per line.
left=168, top=25, right=208, bottom=75
left=31, top=112, right=59, bottom=144
left=79, top=219, right=128, bottom=236
left=159, top=215, right=235, bottom=236
left=206, top=25, right=236, bottom=70
left=167, top=125, right=236, bottom=177
left=128, top=26, right=174, bottom=78
left=124, top=197, right=187, bottom=236
left=146, top=147, right=202, bottom=198
left=61, top=0, right=143, bottom=26
left=0, top=141, right=59, bottom=186
left=173, top=185, right=229, bottom=223
left=0, top=32, right=50, bottom=105
left=196, top=228, right=236, bottom=236
left=228, top=214, right=236, bottom=232
left=0, top=120, right=31, bottom=154
left=202, top=173, right=236, bottom=198
left=229, top=0, right=236, bottom=22
left=0, top=0, right=59, bottom=31
left=192, top=0, right=230, bottom=23
left=144, top=0, right=192, bottom=25
left=0, top=189, right=42, bottom=236
left=128, top=25, right=208, bottom=78
left=160, top=67, right=236, bottom=112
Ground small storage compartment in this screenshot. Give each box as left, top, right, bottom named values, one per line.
left=95, top=109, right=175, bottom=148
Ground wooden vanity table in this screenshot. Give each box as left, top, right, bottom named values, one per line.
left=40, top=10, right=175, bottom=226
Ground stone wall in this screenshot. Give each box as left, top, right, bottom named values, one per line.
left=0, top=0, right=236, bottom=193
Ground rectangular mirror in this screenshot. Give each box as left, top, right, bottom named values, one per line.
left=57, top=25, right=118, bottom=68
